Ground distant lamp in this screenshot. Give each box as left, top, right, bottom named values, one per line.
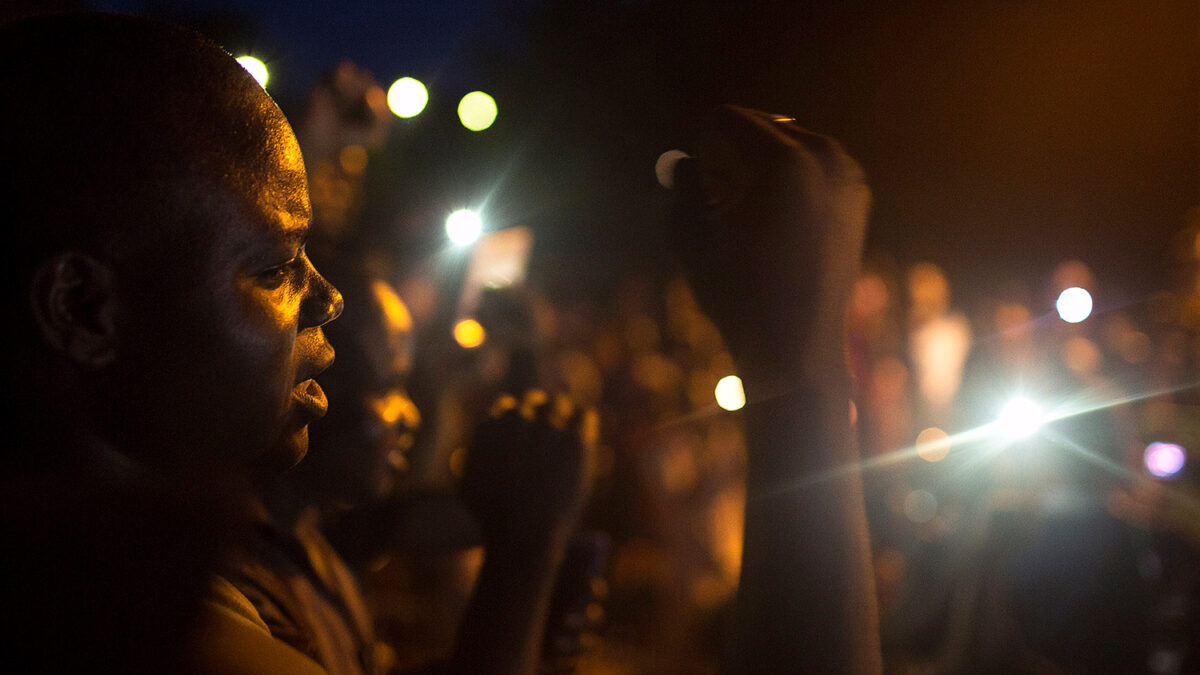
left=1056, top=287, right=1093, bottom=323
left=387, top=77, right=428, bottom=118
left=457, top=91, right=497, bottom=131
left=714, top=376, right=745, bottom=411
left=1144, top=442, right=1186, bottom=479
left=996, top=397, right=1044, bottom=440
left=453, top=319, right=486, bottom=349
left=235, top=56, right=268, bottom=88
left=446, top=209, right=483, bottom=246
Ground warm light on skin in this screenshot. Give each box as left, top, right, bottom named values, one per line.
left=996, top=397, right=1044, bottom=440
left=457, top=91, right=497, bottom=131
left=916, top=427, right=951, bottom=462
left=1144, top=442, right=1186, bottom=479
left=235, top=56, right=269, bottom=88
left=386, top=77, right=428, bottom=118
left=446, top=209, right=483, bottom=246
left=453, top=318, right=486, bottom=349
left=714, top=375, right=746, bottom=411
left=1056, top=287, right=1093, bottom=323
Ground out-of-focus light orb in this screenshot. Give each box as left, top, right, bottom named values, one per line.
left=714, top=375, right=745, bottom=411
left=445, top=209, right=483, bottom=246
left=996, top=397, right=1044, bottom=440
left=1144, top=442, right=1186, bottom=479
left=904, top=490, right=938, bottom=524
left=1056, top=287, right=1093, bottom=323
left=235, top=56, right=269, bottom=88
left=387, top=77, right=428, bottom=118
left=916, top=427, right=951, bottom=462
left=453, top=318, right=486, bottom=349
left=457, top=91, right=497, bottom=131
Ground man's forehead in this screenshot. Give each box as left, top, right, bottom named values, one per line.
left=228, top=111, right=312, bottom=243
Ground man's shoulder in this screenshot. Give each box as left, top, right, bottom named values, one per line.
left=206, top=574, right=271, bottom=634
left=187, top=575, right=327, bottom=674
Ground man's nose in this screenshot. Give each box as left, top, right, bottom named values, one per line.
left=301, top=259, right=344, bottom=328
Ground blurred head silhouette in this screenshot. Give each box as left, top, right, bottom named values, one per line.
left=295, top=268, right=420, bottom=508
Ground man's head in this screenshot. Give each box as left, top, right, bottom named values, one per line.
left=297, top=270, right=420, bottom=507
left=1, top=13, right=342, bottom=472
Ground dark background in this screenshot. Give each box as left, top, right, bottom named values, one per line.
left=92, top=0, right=1198, bottom=311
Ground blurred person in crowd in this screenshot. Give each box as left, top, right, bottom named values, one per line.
left=0, top=12, right=343, bottom=672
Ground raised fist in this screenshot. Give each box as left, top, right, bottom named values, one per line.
left=671, top=105, right=870, bottom=386
left=459, top=390, right=598, bottom=553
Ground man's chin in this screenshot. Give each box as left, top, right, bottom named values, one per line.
left=258, top=426, right=309, bottom=472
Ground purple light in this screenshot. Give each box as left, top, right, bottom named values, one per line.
left=1144, top=442, right=1186, bottom=479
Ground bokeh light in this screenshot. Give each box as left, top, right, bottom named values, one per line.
left=387, top=77, right=428, bottom=118
left=453, top=318, right=486, bottom=349
left=1144, top=442, right=1186, bottom=479
left=457, top=91, right=498, bottom=131
left=916, top=427, right=951, bottom=462
left=904, top=490, right=938, bottom=524
left=996, top=397, right=1044, bottom=440
left=445, top=209, right=483, bottom=246
left=714, top=375, right=745, bottom=411
left=1056, top=287, right=1093, bottom=323
left=235, top=56, right=268, bottom=88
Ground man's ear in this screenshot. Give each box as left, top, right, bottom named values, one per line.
left=30, top=252, right=118, bottom=369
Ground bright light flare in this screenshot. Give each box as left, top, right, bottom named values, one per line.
left=1056, top=287, right=1093, bottom=323
left=714, top=376, right=745, bottom=411
left=446, top=209, right=483, bottom=246
left=235, top=56, right=268, bottom=88
left=387, top=77, right=428, bottom=118
left=1144, top=442, right=1186, bottom=479
left=458, top=91, right=497, bottom=131
left=453, top=318, right=486, bottom=349
left=996, top=397, right=1044, bottom=440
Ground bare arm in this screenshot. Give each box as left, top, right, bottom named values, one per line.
left=672, top=105, right=881, bottom=673
left=452, top=391, right=594, bottom=674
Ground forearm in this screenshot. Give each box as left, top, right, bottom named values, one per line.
left=449, top=540, right=563, bottom=675
left=726, top=366, right=881, bottom=674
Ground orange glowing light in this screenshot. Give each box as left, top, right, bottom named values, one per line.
left=915, top=427, right=951, bottom=462
left=453, top=318, right=486, bottom=349
left=371, top=280, right=412, bottom=332
left=370, top=391, right=420, bottom=428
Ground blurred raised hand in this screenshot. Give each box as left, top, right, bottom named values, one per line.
left=451, top=390, right=597, bottom=675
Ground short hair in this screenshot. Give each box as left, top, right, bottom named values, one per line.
left=0, top=12, right=300, bottom=312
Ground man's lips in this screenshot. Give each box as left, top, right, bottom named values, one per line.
left=292, top=379, right=328, bottom=420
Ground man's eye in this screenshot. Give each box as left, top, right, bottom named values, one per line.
left=258, top=258, right=298, bottom=288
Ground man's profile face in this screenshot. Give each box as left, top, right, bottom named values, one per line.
left=115, top=103, right=342, bottom=471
